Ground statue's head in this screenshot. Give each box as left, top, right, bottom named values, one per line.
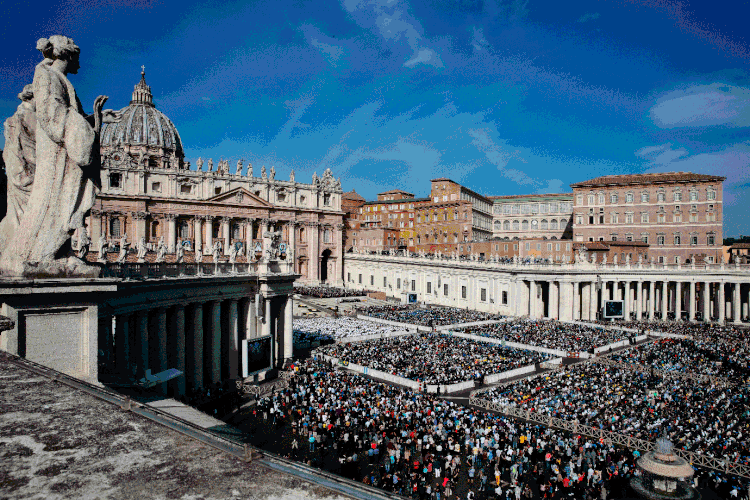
left=37, top=36, right=81, bottom=73
left=18, top=84, right=33, bottom=103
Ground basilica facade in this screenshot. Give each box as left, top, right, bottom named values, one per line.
left=84, top=70, right=345, bottom=284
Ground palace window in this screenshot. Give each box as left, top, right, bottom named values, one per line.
left=461, top=286, right=467, bottom=299
left=707, top=233, right=716, bottom=246
left=598, top=193, right=605, bottom=204
left=610, top=193, right=618, bottom=204
left=690, top=190, right=698, bottom=201
left=674, top=191, right=682, bottom=202
left=480, top=288, right=487, bottom=302
left=180, top=184, right=192, bottom=194
left=707, top=189, right=716, bottom=201
left=690, top=234, right=698, bottom=245
left=626, top=192, right=634, bottom=203
left=444, top=284, right=449, bottom=296
left=179, top=220, right=189, bottom=239
left=641, top=213, right=649, bottom=223
left=109, top=173, right=122, bottom=189
left=110, top=218, right=122, bottom=238
left=502, top=291, right=508, bottom=305
left=657, top=234, right=665, bottom=246
left=641, top=192, right=649, bottom=203
left=674, top=234, right=681, bottom=245
left=560, top=218, right=568, bottom=228
left=323, top=194, right=331, bottom=206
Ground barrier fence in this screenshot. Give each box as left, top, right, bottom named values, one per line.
left=468, top=394, right=750, bottom=480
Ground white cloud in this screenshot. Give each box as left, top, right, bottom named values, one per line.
left=468, top=128, right=535, bottom=186
left=649, top=83, right=750, bottom=128
left=635, top=143, right=689, bottom=165
left=404, top=48, right=443, bottom=68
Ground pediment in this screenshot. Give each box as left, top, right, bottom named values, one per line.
left=207, top=187, right=272, bottom=208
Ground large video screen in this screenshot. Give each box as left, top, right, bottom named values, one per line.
left=603, top=300, right=624, bottom=319
left=242, top=336, right=272, bottom=377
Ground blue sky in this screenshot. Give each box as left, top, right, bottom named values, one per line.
left=1, top=0, right=749, bottom=236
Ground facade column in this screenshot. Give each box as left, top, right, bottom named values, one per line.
left=264, top=297, right=273, bottom=365
left=172, top=305, right=186, bottom=397
left=135, top=310, right=149, bottom=378
left=194, top=216, right=203, bottom=256
left=188, top=303, right=204, bottom=392
left=289, top=221, right=298, bottom=273
left=702, top=282, right=711, bottom=322
left=674, top=281, right=682, bottom=322
left=733, top=282, right=742, bottom=324
left=166, top=214, right=177, bottom=253
left=228, top=299, right=239, bottom=380
left=97, top=314, right=113, bottom=376
left=283, top=296, right=293, bottom=363
left=572, top=281, right=579, bottom=321
left=132, top=211, right=149, bottom=243
left=635, top=281, right=643, bottom=320
left=335, top=223, right=344, bottom=285
left=661, top=281, right=668, bottom=320
left=245, top=218, right=255, bottom=259
left=648, top=281, right=655, bottom=320
left=244, top=297, right=257, bottom=339
left=589, top=281, right=598, bottom=321
left=204, top=215, right=214, bottom=255
left=90, top=209, right=102, bottom=244
left=115, top=314, right=132, bottom=377
left=580, top=283, right=589, bottom=321
left=689, top=281, right=696, bottom=322
left=309, top=222, right=320, bottom=283
left=154, top=307, right=168, bottom=395
left=222, top=217, right=231, bottom=255
left=548, top=281, right=559, bottom=320
left=208, top=300, right=222, bottom=384
left=718, top=282, right=726, bottom=325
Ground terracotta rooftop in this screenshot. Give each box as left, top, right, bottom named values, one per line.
left=377, top=189, right=414, bottom=196
left=570, top=172, right=725, bottom=188
left=730, top=243, right=750, bottom=249
left=342, top=189, right=365, bottom=201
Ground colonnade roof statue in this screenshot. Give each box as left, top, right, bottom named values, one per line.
left=0, top=36, right=121, bottom=277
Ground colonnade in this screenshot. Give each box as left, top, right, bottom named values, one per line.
left=98, top=294, right=294, bottom=398
left=521, top=278, right=749, bottom=325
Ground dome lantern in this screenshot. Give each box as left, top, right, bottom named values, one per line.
left=131, top=65, right=153, bottom=106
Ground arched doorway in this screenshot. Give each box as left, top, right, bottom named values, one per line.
left=320, top=249, right=332, bottom=283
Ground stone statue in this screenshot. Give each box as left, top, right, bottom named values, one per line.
left=247, top=162, right=253, bottom=177
left=229, top=242, right=239, bottom=264
left=207, top=158, right=213, bottom=172
left=136, top=237, right=148, bottom=262
left=236, top=159, right=243, bottom=176
left=625, top=253, right=631, bottom=265
left=97, top=234, right=108, bottom=263
left=155, top=237, right=167, bottom=263
left=0, top=85, right=36, bottom=251
left=138, top=149, right=146, bottom=167
left=261, top=165, right=267, bottom=179
left=212, top=240, right=221, bottom=264
left=77, top=226, right=91, bottom=259
left=0, top=36, right=120, bottom=277
left=176, top=239, right=184, bottom=263
left=196, top=157, right=203, bottom=171
left=269, top=165, right=275, bottom=180
left=196, top=247, right=203, bottom=264
left=289, top=170, right=295, bottom=182
left=116, top=234, right=129, bottom=264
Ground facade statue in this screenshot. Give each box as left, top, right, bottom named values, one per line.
left=136, top=237, right=148, bottom=262
left=269, top=165, right=275, bottom=180
left=207, top=158, right=213, bottom=172
left=289, top=169, right=295, bottom=182
left=247, top=162, right=253, bottom=177
left=0, top=85, right=36, bottom=252
left=0, top=36, right=120, bottom=277
left=236, top=159, right=243, bottom=176
left=116, top=234, right=129, bottom=263
left=77, top=226, right=91, bottom=259
left=176, top=239, right=184, bottom=263
left=97, top=234, right=108, bottom=263
left=261, top=165, right=267, bottom=179
left=155, top=237, right=167, bottom=263
left=228, top=242, right=239, bottom=264
left=196, top=157, right=203, bottom=171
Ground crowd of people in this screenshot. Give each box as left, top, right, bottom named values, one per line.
left=359, top=305, right=505, bottom=327
left=245, top=359, right=750, bottom=499
left=295, top=285, right=371, bottom=298
left=480, top=359, right=750, bottom=468
left=294, top=317, right=411, bottom=341
left=455, top=320, right=626, bottom=353
left=316, top=333, right=550, bottom=385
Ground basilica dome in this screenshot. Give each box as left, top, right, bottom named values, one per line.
left=100, top=68, right=184, bottom=159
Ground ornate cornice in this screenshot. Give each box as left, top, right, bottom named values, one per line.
left=131, top=211, right=150, bottom=220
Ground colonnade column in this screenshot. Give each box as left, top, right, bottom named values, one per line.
left=661, top=281, right=668, bottom=320
left=572, top=282, right=579, bottom=321
left=244, top=297, right=257, bottom=340
left=245, top=219, right=255, bottom=259
left=154, top=307, right=168, bottom=395
left=648, top=281, right=655, bottom=320
left=674, top=281, right=682, bottom=322
left=310, top=222, right=320, bottom=283
left=284, top=296, right=293, bottom=363
left=635, top=281, right=643, bottom=320
left=335, top=223, right=344, bottom=284
left=703, top=282, right=711, bottom=322
left=188, top=303, right=204, bottom=392
left=115, top=314, right=132, bottom=377
left=589, top=282, right=598, bottom=321
left=718, top=282, right=726, bottom=325
left=166, top=214, right=177, bottom=253
left=90, top=209, right=102, bottom=244
left=528, top=279, right=536, bottom=319
left=208, top=301, right=222, bottom=384
left=623, top=281, right=631, bottom=320
left=689, top=282, right=696, bottom=322
left=172, top=305, right=186, bottom=397
left=549, top=281, right=559, bottom=320
left=135, top=310, right=149, bottom=379
left=733, top=282, right=742, bottom=324
left=194, top=216, right=203, bottom=256
left=228, top=299, right=239, bottom=380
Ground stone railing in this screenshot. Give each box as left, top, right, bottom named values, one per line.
left=100, top=261, right=260, bottom=279
left=468, top=394, right=750, bottom=479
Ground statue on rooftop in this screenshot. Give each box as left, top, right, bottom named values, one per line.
left=207, top=158, right=213, bottom=172
left=97, top=234, right=108, bottom=263
left=136, top=237, right=148, bottom=262
left=236, top=159, right=243, bottom=175
left=261, top=165, right=267, bottom=179
left=269, top=165, right=275, bottom=181
left=196, top=157, right=203, bottom=171
left=0, top=36, right=121, bottom=277
left=155, top=237, right=167, bottom=263
left=290, top=169, right=295, bottom=182
left=176, top=239, right=184, bottom=263
left=116, top=234, right=129, bottom=263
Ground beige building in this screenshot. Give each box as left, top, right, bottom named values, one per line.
left=86, top=70, right=345, bottom=284
left=490, top=193, right=573, bottom=240
left=570, top=172, right=724, bottom=264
